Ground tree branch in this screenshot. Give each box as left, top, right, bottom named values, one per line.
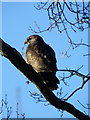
left=0, top=38, right=89, bottom=119
left=58, top=68, right=90, bottom=100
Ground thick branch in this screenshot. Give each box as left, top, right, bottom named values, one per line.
left=0, top=38, right=89, bottom=119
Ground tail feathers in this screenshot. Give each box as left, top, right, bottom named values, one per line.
left=39, top=72, right=60, bottom=90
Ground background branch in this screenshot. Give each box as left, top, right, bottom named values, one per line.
left=33, top=1, right=90, bottom=35
left=58, top=68, right=90, bottom=100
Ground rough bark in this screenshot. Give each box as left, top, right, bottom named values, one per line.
left=0, top=38, right=89, bottom=120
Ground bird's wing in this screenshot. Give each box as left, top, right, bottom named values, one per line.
left=33, top=42, right=57, bottom=72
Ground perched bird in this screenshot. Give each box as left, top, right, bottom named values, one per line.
left=24, top=35, right=59, bottom=90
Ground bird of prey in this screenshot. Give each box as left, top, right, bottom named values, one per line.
left=24, top=35, right=59, bottom=90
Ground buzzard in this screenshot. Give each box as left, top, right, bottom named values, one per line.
left=24, top=35, right=59, bottom=90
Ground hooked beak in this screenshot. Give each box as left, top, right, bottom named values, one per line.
left=24, top=39, right=28, bottom=44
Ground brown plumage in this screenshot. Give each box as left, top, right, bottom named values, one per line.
left=24, top=35, right=59, bottom=90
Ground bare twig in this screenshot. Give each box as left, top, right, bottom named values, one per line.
left=16, top=103, right=19, bottom=119
left=64, top=78, right=89, bottom=101
left=32, top=1, right=89, bottom=41
left=77, top=100, right=90, bottom=109
left=2, top=94, right=13, bottom=119
left=71, top=41, right=90, bottom=49
left=29, top=91, right=46, bottom=103
left=58, top=68, right=90, bottom=101
left=83, top=54, right=90, bottom=56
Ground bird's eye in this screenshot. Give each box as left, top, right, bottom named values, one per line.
left=27, top=37, right=31, bottom=41
left=29, top=37, right=31, bottom=40
left=24, top=37, right=32, bottom=44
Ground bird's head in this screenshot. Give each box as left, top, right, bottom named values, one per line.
left=24, top=35, right=43, bottom=44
